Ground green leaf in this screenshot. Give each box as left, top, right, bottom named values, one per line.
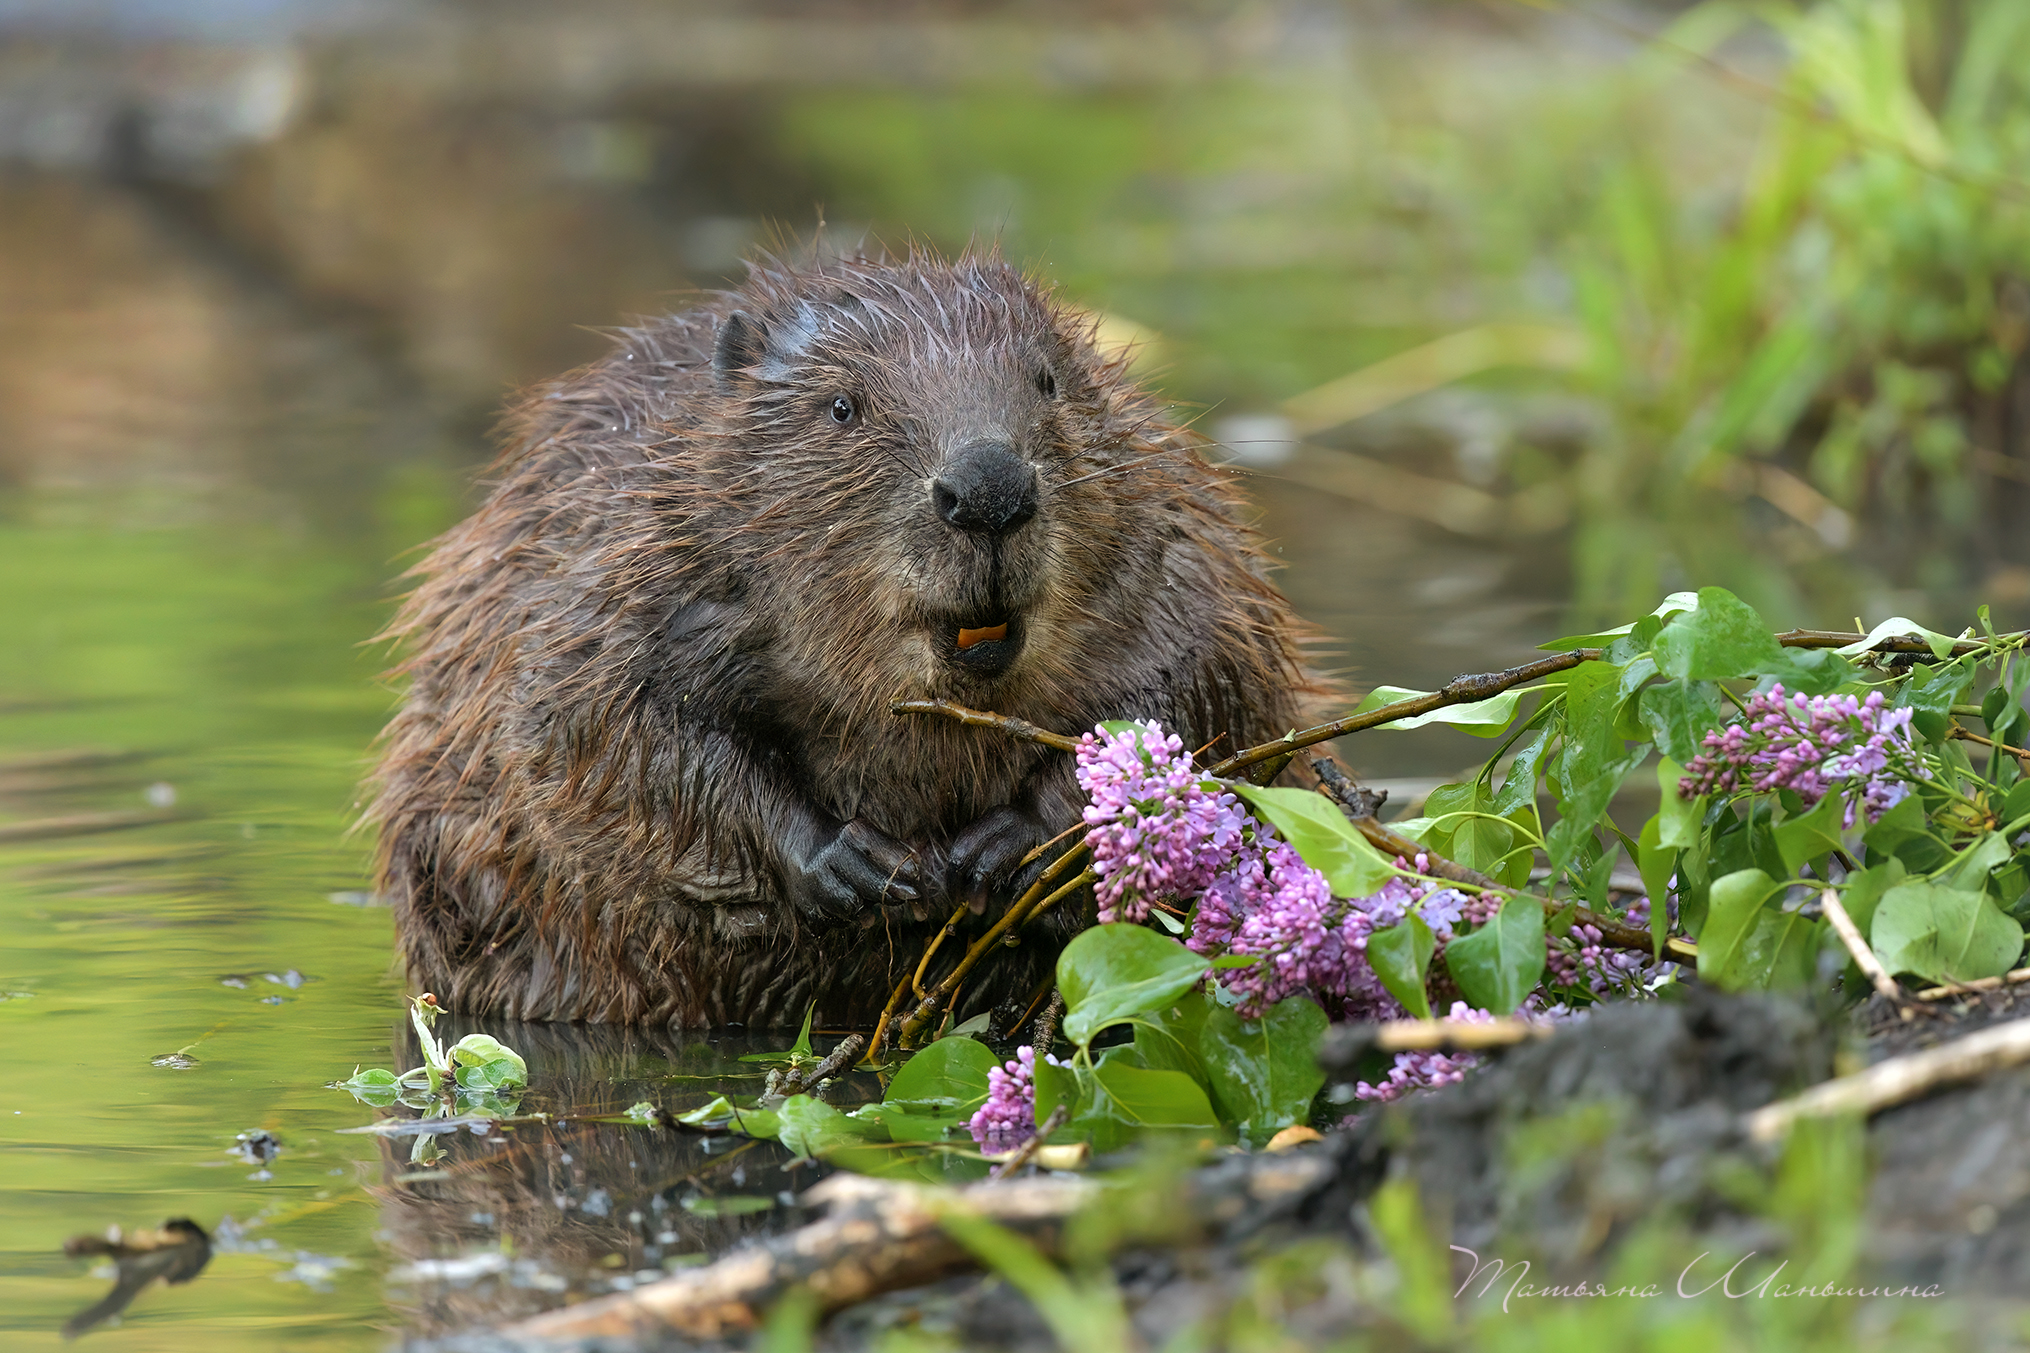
left=1722, top=909, right=1821, bottom=992
left=1199, top=997, right=1328, bottom=1147
left=1420, top=782, right=1515, bottom=880
left=1366, top=916, right=1436, bottom=1019
left=1640, top=680, right=1728, bottom=766
left=1943, top=831, right=2013, bottom=893
left=1651, top=587, right=1849, bottom=693
left=776, top=1094, right=881, bottom=1159
left=676, top=1095, right=782, bottom=1141
left=1774, top=793, right=1846, bottom=877
left=1032, top=1054, right=1080, bottom=1133
left=1539, top=592, right=1700, bottom=650
left=446, top=1034, right=528, bottom=1087
left=1443, top=897, right=1546, bottom=1015
left=1127, top=989, right=1211, bottom=1085
left=1836, top=617, right=1961, bottom=663
left=1231, top=784, right=1397, bottom=898
left=1895, top=659, right=1976, bottom=745
left=849, top=1102, right=965, bottom=1144
left=1653, top=587, right=1782, bottom=681
left=1656, top=757, right=1704, bottom=849
left=1635, top=816, right=1677, bottom=961
left=1086, top=1059, right=1221, bottom=1148
left=883, top=1036, right=999, bottom=1113
left=1353, top=686, right=1522, bottom=737
left=739, top=1003, right=816, bottom=1064
left=1545, top=747, right=1646, bottom=876
left=1835, top=860, right=1905, bottom=938
left=1863, top=793, right=1948, bottom=873
left=1871, top=883, right=2024, bottom=984
left=1698, top=869, right=1783, bottom=986
left=1491, top=730, right=1551, bottom=818
left=1058, top=925, right=1210, bottom=1050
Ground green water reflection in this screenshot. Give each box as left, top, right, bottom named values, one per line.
left=0, top=498, right=409, bottom=1349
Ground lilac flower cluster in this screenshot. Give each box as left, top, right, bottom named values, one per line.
left=1353, top=1002, right=1491, bottom=1103
left=967, top=1045, right=1037, bottom=1152
left=1545, top=922, right=1660, bottom=996
left=1076, top=723, right=1249, bottom=924
left=1076, top=724, right=1509, bottom=1019
left=1680, top=685, right=1922, bottom=827
left=1208, top=847, right=1496, bottom=1020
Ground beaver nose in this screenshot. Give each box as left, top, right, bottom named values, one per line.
left=931, top=441, right=1038, bottom=536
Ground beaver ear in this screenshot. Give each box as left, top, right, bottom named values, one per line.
left=713, top=311, right=768, bottom=383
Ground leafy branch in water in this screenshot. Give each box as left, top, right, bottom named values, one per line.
left=330, top=993, right=529, bottom=1112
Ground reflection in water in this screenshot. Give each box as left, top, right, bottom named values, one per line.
left=367, top=1018, right=870, bottom=1337
left=60, top=1218, right=212, bottom=1340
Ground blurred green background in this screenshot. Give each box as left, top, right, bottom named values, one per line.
left=3, top=0, right=2029, bottom=1347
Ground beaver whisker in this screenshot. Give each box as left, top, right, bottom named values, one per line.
left=1050, top=449, right=1173, bottom=490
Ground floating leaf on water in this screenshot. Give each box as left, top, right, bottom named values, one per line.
left=678, top=1194, right=777, bottom=1217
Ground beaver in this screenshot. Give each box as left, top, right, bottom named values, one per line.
left=367, top=248, right=1318, bottom=1027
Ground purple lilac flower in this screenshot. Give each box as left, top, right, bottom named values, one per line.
left=1545, top=923, right=1666, bottom=996
left=1213, top=848, right=1496, bottom=1020
left=1353, top=1002, right=1492, bottom=1103
left=1680, top=685, right=1922, bottom=827
left=967, top=1045, right=1037, bottom=1151
left=1077, top=723, right=1251, bottom=924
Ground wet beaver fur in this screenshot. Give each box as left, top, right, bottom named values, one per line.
left=368, top=249, right=1318, bottom=1027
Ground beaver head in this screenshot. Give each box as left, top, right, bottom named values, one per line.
left=696, top=253, right=1165, bottom=715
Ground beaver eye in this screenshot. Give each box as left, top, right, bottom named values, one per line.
left=1036, top=368, right=1057, bottom=399
left=829, top=395, right=856, bottom=425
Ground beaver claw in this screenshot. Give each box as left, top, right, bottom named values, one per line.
left=787, top=818, right=922, bottom=922
left=946, top=806, right=1053, bottom=915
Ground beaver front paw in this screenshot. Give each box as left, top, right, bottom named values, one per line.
left=947, top=805, right=1055, bottom=915
left=786, top=818, right=922, bottom=923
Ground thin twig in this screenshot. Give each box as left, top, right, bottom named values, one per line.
left=1018, top=820, right=1087, bottom=869
left=912, top=902, right=972, bottom=998
left=1745, top=1015, right=2030, bottom=1143
left=864, top=975, right=914, bottom=1064
left=895, top=850, right=1092, bottom=1047
left=1949, top=724, right=2030, bottom=766
left=1207, top=649, right=1603, bottom=776
left=988, top=1104, right=1071, bottom=1182
left=1819, top=888, right=1905, bottom=1006
left=890, top=700, right=1079, bottom=752
left=1337, top=808, right=1698, bottom=964
left=1916, top=966, right=2030, bottom=1003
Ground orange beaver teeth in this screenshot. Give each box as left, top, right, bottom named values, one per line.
left=956, top=623, right=1009, bottom=650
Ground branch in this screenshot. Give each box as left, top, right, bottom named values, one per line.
left=1319, top=1016, right=1553, bottom=1068
left=890, top=700, right=1080, bottom=752
left=895, top=850, right=1094, bottom=1047
left=767, top=1035, right=866, bottom=1099
left=1819, top=889, right=1904, bottom=1006
left=1745, top=1014, right=2030, bottom=1143
left=1332, top=797, right=1698, bottom=965
left=1949, top=724, right=2030, bottom=766
left=503, top=1174, right=1098, bottom=1342
left=1915, top=966, right=2030, bottom=1003
left=988, top=1104, right=1071, bottom=1181
left=1207, top=649, right=1603, bottom=777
